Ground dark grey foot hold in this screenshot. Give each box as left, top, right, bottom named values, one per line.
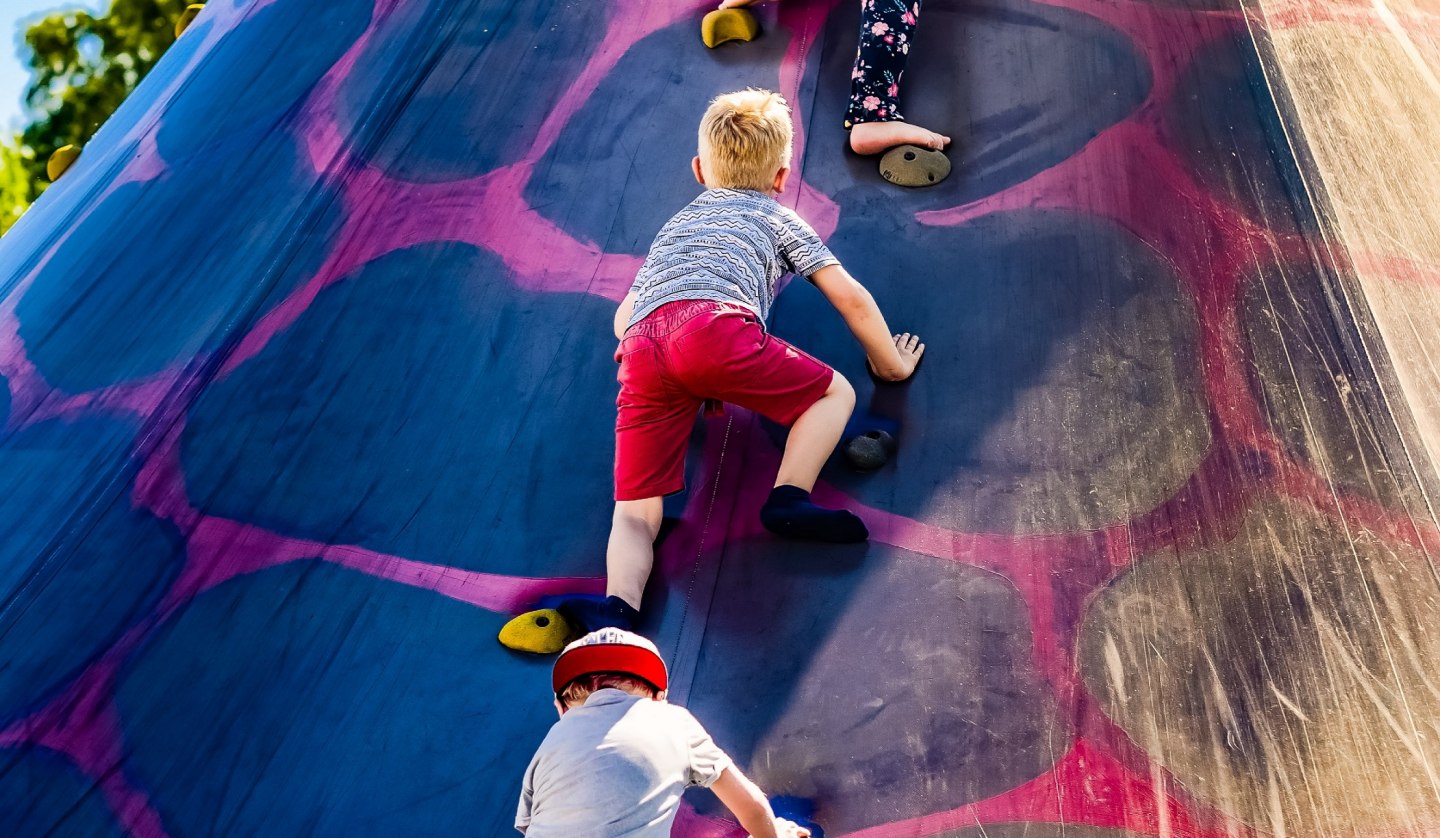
left=843, top=429, right=897, bottom=472
left=879, top=145, right=951, bottom=188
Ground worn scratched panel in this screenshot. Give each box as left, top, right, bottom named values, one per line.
left=0, top=0, right=1435, bottom=834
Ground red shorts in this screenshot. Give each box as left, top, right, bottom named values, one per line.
left=614, top=300, right=834, bottom=501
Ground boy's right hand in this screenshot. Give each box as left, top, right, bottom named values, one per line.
left=870, top=332, right=925, bottom=382
left=771, top=818, right=811, bottom=838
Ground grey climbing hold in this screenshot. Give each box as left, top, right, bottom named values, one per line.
left=879, top=145, right=951, bottom=188
left=843, top=429, right=897, bottom=472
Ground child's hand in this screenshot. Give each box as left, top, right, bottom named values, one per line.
left=771, top=818, right=812, bottom=838
left=869, top=332, right=925, bottom=382
left=718, top=0, right=771, bottom=7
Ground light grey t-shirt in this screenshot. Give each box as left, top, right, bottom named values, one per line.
left=626, top=188, right=839, bottom=329
left=515, top=689, right=733, bottom=837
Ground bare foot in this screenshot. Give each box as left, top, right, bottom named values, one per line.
left=849, top=121, right=950, bottom=156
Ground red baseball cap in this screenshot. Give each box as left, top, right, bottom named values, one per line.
left=552, top=628, right=669, bottom=695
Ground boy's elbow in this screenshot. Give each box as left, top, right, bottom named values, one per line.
left=871, top=360, right=909, bottom=382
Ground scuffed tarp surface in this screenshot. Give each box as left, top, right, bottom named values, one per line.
left=0, top=0, right=1437, bottom=834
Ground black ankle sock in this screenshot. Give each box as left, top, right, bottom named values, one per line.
left=558, top=595, right=640, bottom=634
left=760, top=485, right=869, bottom=543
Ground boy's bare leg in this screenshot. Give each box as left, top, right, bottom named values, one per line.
left=775, top=373, right=855, bottom=491
left=549, top=498, right=657, bottom=636
left=606, top=497, right=664, bottom=610
left=763, top=373, right=868, bottom=543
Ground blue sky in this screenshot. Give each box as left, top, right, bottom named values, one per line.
left=2, top=0, right=106, bottom=133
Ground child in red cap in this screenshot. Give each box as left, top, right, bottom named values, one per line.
left=516, top=628, right=811, bottom=837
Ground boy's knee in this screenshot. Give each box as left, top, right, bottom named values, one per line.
left=828, top=371, right=856, bottom=408
left=614, top=498, right=664, bottom=532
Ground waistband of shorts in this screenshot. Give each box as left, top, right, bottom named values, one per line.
left=626, top=299, right=756, bottom=337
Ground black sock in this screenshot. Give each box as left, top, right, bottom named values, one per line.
left=558, top=595, right=640, bottom=634
left=760, top=485, right=869, bottom=543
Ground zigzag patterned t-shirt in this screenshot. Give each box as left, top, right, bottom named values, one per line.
left=626, top=188, right=839, bottom=329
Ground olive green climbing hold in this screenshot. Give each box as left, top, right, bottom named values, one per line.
left=701, top=9, right=760, bottom=48
left=879, top=144, right=952, bottom=188
left=175, top=4, right=205, bottom=38
left=498, top=608, right=579, bottom=655
left=47, top=145, right=82, bottom=182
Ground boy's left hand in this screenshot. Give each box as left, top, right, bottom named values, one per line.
left=868, top=332, right=925, bottom=382
left=767, top=818, right=811, bottom=838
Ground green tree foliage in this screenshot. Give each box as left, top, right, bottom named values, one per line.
left=0, top=135, right=39, bottom=235
left=0, top=138, right=37, bottom=231
left=1, top=0, right=189, bottom=233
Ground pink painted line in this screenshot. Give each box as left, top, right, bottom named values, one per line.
left=2, top=0, right=1438, bottom=836
left=0, top=623, right=174, bottom=837
left=292, top=0, right=406, bottom=171
left=218, top=158, right=640, bottom=380
left=1277, top=457, right=1440, bottom=558
left=214, top=189, right=395, bottom=377
left=1350, top=250, right=1440, bottom=288
left=778, top=0, right=847, bottom=241
left=839, top=739, right=1246, bottom=838
left=15, top=370, right=187, bottom=429
left=426, top=163, right=643, bottom=298
left=1263, top=0, right=1440, bottom=31
left=523, top=2, right=702, bottom=167
left=324, top=545, right=604, bottom=612
left=654, top=413, right=777, bottom=582
left=673, top=801, right=747, bottom=837
left=134, top=418, right=608, bottom=614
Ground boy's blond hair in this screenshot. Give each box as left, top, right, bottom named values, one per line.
left=559, top=672, right=659, bottom=708
left=698, top=89, right=793, bottom=191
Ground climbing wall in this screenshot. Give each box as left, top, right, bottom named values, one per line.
left=0, top=0, right=1437, bottom=834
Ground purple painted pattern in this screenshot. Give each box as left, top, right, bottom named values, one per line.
left=0, top=0, right=1433, bottom=834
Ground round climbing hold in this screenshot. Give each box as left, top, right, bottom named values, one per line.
left=843, top=429, right=896, bottom=472
left=175, top=4, right=205, bottom=38
left=879, top=144, right=951, bottom=188
left=46, top=145, right=81, bottom=182
left=498, top=608, right=578, bottom=655
left=701, top=8, right=760, bottom=49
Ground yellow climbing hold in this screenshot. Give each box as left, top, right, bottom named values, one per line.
left=498, top=608, right=577, bottom=655
left=701, top=9, right=760, bottom=49
left=47, top=145, right=81, bottom=182
left=175, top=4, right=205, bottom=38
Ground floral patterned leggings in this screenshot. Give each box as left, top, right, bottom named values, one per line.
left=845, top=0, right=922, bottom=128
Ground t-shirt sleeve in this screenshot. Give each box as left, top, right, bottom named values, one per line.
left=515, top=755, right=537, bottom=833
left=775, top=208, right=839, bottom=279
left=674, top=706, right=734, bottom=789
